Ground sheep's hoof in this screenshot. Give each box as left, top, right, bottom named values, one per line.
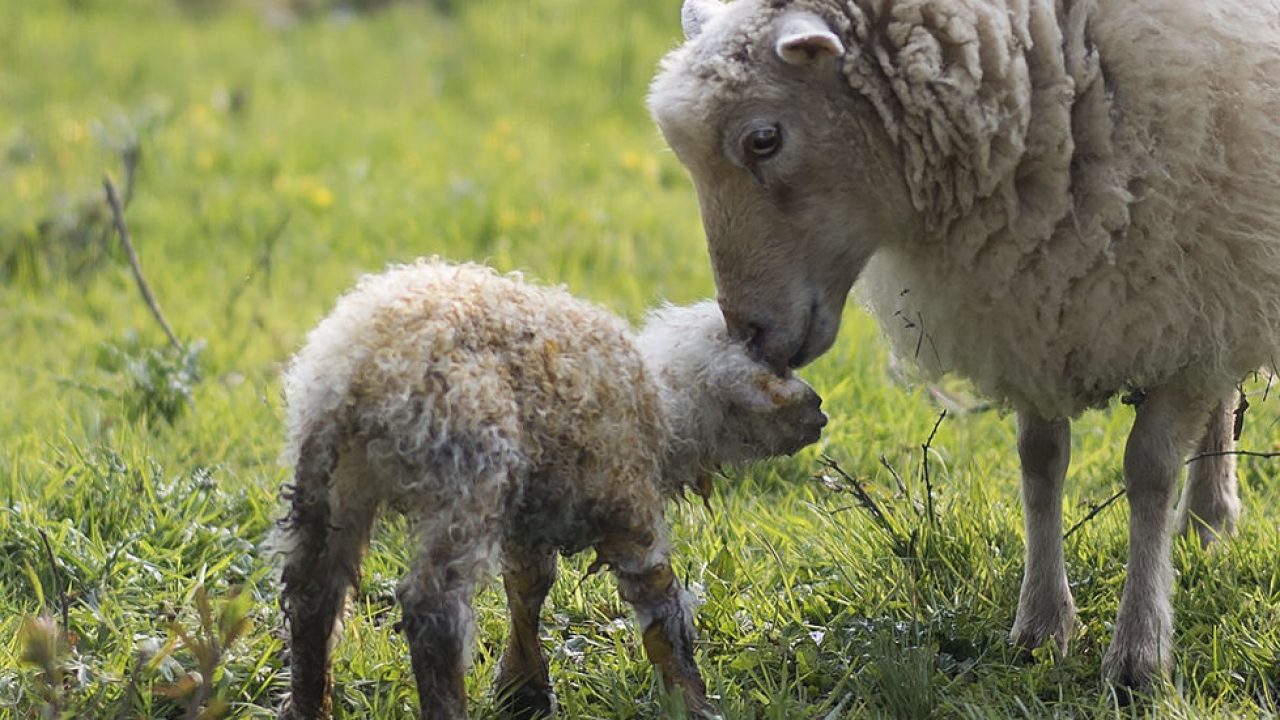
left=1100, top=643, right=1168, bottom=706
left=1008, top=592, right=1075, bottom=660
left=494, top=681, right=557, bottom=719
left=1174, top=506, right=1239, bottom=549
left=1008, top=621, right=1072, bottom=659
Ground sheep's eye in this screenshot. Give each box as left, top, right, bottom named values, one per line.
left=743, top=125, right=782, bottom=159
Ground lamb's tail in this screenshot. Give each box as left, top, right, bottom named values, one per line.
left=272, top=423, right=340, bottom=569
left=273, top=422, right=349, bottom=717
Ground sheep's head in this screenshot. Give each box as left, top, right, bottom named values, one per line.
left=648, top=0, right=917, bottom=372
left=639, top=302, right=826, bottom=470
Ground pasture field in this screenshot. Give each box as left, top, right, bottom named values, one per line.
left=2, top=1, right=1278, bottom=717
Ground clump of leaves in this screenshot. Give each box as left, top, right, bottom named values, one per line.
left=16, top=586, right=252, bottom=719
left=154, top=585, right=255, bottom=720
left=95, top=335, right=205, bottom=425
left=1, top=114, right=155, bottom=289
left=17, top=615, right=73, bottom=719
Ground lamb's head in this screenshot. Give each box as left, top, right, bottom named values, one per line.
left=639, top=302, right=827, bottom=470
left=648, top=0, right=916, bottom=372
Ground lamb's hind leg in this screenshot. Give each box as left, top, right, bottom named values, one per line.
left=494, top=544, right=558, bottom=719
left=399, top=493, right=505, bottom=719
left=1175, top=393, right=1241, bottom=547
left=1102, top=383, right=1217, bottom=695
left=1009, top=413, right=1075, bottom=655
left=280, top=441, right=379, bottom=719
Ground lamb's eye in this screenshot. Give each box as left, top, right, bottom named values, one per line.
left=743, top=125, right=782, bottom=159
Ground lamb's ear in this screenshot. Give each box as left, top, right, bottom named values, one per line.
left=682, top=0, right=723, bottom=40
left=718, top=371, right=809, bottom=413
left=775, top=11, right=845, bottom=66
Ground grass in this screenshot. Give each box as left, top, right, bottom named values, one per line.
left=2, top=0, right=1278, bottom=717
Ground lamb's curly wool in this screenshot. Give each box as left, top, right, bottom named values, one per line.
left=276, top=260, right=825, bottom=719
left=647, top=0, right=1280, bottom=695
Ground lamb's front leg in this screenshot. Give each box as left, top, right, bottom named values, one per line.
left=1102, top=383, right=1213, bottom=695
left=606, top=537, right=715, bottom=719
left=1009, top=413, right=1075, bottom=655
left=494, top=545, right=558, bottom=719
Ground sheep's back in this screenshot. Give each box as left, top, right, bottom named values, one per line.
left=860, top=0, right=1280, bottom=417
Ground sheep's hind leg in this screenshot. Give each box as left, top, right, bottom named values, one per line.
left=1102, top=383, right=1215, bottom=697
left=280, top=439, right=378, bottom=719
left=1009, top=413, right=1075, bottom=656
left=1174, top=393, right=1241, bottom=548
left=606, top=537, right=715, bottom=719
left=493, top=544, right=558, bottom=719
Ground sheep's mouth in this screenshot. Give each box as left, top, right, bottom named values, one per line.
left=786, top=300, right=837, bottom=370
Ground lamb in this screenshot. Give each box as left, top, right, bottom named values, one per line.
left=275, top=259, right=827, bottom=719
left=647, top=0, right=1280, bottom=694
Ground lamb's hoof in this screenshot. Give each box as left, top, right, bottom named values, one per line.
left=278, top=695, right=329, bottom=720
left=494, top=680, right=557, bottom=719
left=685, top=699, right=723, bottom=720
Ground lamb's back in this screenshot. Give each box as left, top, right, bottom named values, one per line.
left=284, top=261, right=667, bottom=520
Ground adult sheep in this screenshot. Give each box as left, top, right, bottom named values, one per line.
left=648, top=0, right=1280, bottom=693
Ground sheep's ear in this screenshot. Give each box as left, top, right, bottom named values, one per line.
left=720, top=371, right=809, bottom=413
left=775, top=11, right=844, bottom=66
left=682, top=0, right=723, bottom=40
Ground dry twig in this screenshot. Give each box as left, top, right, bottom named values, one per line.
left=103, top=174, right=183, bottom=353
left=36, top=529, right=69, bottom=636
left=1186, top=449, right=1280, bottom=464
left=820, top=456, right=895, bottom=534
left=921, top=410, right=946, bottom=527
left=1063, top=488, right=1126, bottom=540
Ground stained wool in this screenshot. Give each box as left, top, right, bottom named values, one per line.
left=275, top=259, right=826, bottom=719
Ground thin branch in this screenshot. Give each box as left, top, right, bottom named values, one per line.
left=103, top=174, right=183, bottom=353
left=921, top=410, right=946, bottom=527
left=1186, top=449, right=1280, bottom=464
left=879, top=453, right=910, bottom=504
left=818, top=456, right=903, bottom=548
left=37, top=529, right=69, bottom=636
left=120, top=142, right=140, bottom=206
left=1063, top=488, right=1125, bottom=540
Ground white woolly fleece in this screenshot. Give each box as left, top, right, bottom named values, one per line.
left=650, top=0, right=1280, bottom=419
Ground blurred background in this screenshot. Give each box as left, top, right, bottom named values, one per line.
left=2, top=1, right=1277, bottom=718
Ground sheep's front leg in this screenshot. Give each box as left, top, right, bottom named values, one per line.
left=1175, top=394, right=1241, bottom=547
left=609, top=540, right=715, bottom=719
left=1009, top=413, right=1075, bottom=655
left=494, top=545, right=558, bottom=719
left=1102, top=383, right=1212, bottom=695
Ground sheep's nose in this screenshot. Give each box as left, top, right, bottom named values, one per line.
left=719, top=302, right=771, bottom=358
